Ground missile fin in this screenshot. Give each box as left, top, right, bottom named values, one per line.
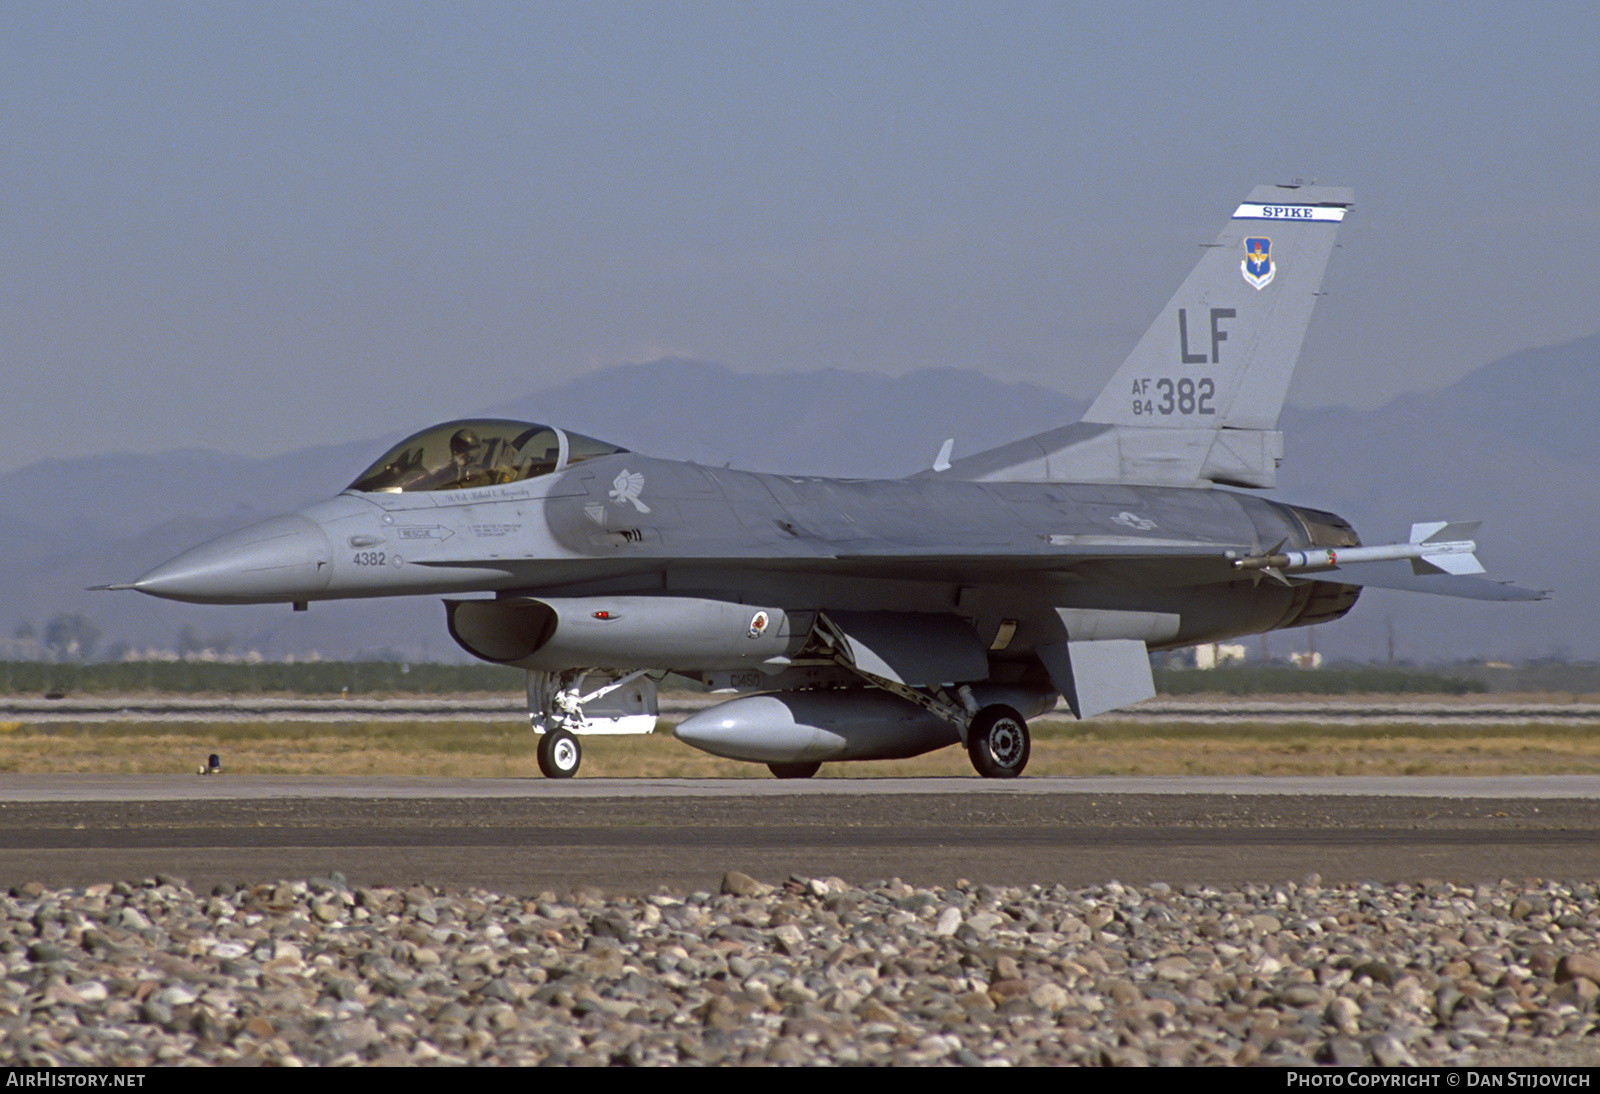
left=1410, top=520, right=1481, bottom=545
left=1413, top=551, right=1487, bottom=577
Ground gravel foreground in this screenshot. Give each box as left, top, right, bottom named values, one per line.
left=4, top=872, right=1600, bottom=1066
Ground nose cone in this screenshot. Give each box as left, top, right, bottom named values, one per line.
left=134, top=514, right=334, bottom=604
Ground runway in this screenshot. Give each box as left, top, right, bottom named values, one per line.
left=2, top=775, right=1597, bottom=895
left=10, top=695, right=1600, bottom=724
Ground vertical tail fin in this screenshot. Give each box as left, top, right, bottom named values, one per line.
left=938, top=183, right=1352, bottom=488
left=1082, top=183, right=1352, bottom=433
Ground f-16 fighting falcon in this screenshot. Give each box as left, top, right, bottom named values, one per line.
left=116, top=184, right=1541, bottom=779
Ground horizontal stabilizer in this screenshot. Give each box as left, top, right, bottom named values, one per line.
left=1317, top=562, right=1548, bottom=602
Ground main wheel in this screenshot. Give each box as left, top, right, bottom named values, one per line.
left=768, top=761, right=822, bottom=779
left=967, top=704, right=1030, bottom=778
left=537, top=729, right=581, bottom=778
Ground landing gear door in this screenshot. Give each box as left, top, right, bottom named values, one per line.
left=583, top=672, right=658, bottom=732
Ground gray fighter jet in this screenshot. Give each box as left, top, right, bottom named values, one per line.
left=119, top=184, right=1541, bottom=779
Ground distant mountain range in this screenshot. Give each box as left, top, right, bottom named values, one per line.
left=4, top=336, right=1593, bottom=664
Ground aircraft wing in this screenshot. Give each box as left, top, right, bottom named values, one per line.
left=418, top=525, right=1543, bottom=601
left=801, top=533, right=1230, bottom=564
left=835, top=546, right=1546, bottom=601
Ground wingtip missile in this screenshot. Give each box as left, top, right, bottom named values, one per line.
left=1232, top=521, right=1486, bottom=578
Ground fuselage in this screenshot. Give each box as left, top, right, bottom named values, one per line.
left=133, top=448, right=1361, bottom=664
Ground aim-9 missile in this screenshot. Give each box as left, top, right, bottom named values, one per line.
left=1229, top=521, right=1485, bottom=581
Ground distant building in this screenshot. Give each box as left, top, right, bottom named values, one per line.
left=1194, top=643, right=1248, bottom=670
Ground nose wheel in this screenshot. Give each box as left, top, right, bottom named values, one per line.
left=537, top=730, right=581, bottom=778
left=967, top=705, right=1030, bottom=778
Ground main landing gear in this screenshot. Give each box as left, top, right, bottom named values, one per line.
left=814, top=656, right=1034, bottom=777
left=965, top=704, right=1031, bottom=779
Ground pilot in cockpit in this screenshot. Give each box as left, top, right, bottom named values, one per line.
left=350, top=419, right=620, bottom=493
left=399, top=427, right=498, bottom=491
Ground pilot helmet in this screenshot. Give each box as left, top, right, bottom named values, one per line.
left=449, top=428, right=481, bottom=457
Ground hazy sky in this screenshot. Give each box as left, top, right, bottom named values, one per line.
left=4, top=1, right=1596, bottom=473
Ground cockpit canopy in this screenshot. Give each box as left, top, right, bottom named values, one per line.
left=347, top=419, right=628, bottom=494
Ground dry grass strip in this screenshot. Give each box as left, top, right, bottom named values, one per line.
left=5, top=716, right=1600, bottom=778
